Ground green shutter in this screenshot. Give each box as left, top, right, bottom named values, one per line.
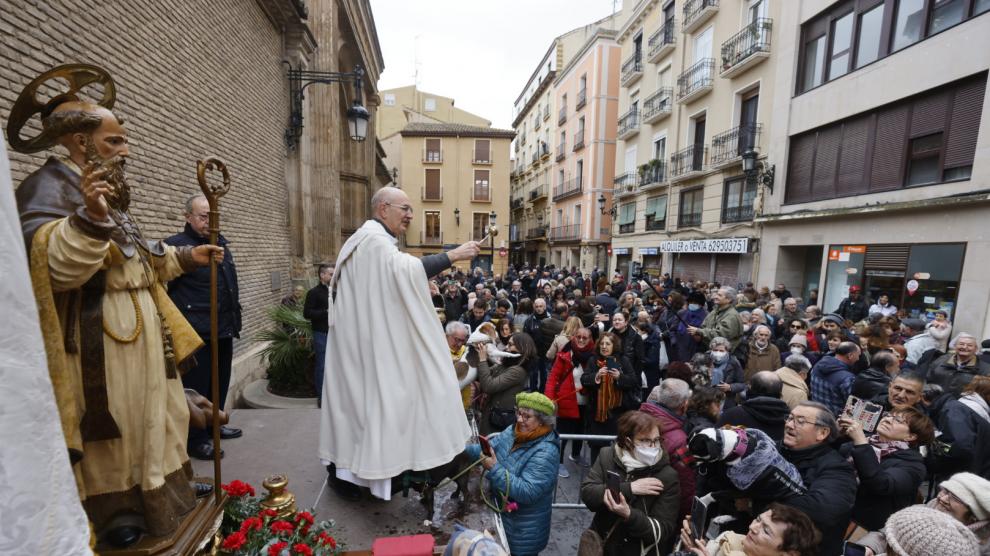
left=645, top=195, right=667, bottom=217
left=619, top=203, right=636, bottom=225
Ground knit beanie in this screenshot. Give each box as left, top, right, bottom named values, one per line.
left=885, top=505, right=980, bottom=556
left=941, top=473, right=990, bottom=521
left=515, top=392, right=555, bottom=416
left=789, top=334, right=808, bottom=348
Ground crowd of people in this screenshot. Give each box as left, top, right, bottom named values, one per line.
left=428, top=263, right=990, bottom=555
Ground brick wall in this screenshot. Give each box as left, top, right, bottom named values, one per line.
left=2, top=0, right=295, bottom=353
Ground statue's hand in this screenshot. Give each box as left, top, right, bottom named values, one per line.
left=191, top=245, right=224, bottom=266
left=80, top=162, right=111, bottom=222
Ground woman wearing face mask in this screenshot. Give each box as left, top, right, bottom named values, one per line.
left=708, top=336, right=745, bottom=410
left=671, top=291, right=708, bottom=363
left=580, top=411, right=681, bottom=555
left=780, top=333, right=819, bottom=367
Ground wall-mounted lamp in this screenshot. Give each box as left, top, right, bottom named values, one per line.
left=454, top=207, right=460, bottom=226
left=741, top=149, right=775, bottom=194
left=598, top=192, right=617, bottom=217
left=285, top=64, right=369, bottom=149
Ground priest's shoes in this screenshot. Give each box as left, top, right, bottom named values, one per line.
left=104, top=525, right=141, bottom=548
left=326, top=464, right=362, bottom=501
left=219, top=425, right=243, bottom=439
left=188, top=440, right=224, bottom=461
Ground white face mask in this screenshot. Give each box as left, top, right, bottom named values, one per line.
left=635, top=446, right=660, bottom=464
left=711, top=351, right=728, bottom=363
left=688, top=303, right=701, bottom=311
left=790, top=346, right=804, bottom=355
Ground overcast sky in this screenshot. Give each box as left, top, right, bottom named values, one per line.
left=370, top=0, right=620, bottom=129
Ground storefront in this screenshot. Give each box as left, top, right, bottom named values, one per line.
left=640, top=247, right=662, bottom=278
left=613, top=247, right=632, bottom=278
left=662, top=237, right=754, bottom=287
left=822, top=243, right=966, bottom=320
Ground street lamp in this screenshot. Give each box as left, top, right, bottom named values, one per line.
left=598, top=192, right=617, bottom=217
left=284, top=64, right=369, bottom=149
left=741, top=149, right=776, bottom=194
left=454, top=207, right=460, bottom=226
left=489, top=210, right=497, bottom=273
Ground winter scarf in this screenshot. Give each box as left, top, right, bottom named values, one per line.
left=960, top=393, right=990, bottom=424
left=726, top=428, right=804, bottom=491
left=565, top=336, right=597, bottom=367
left=512, top=424, right=552, bottom=451
left=594, top=356, right=623, bottom=423
left=868, top=435, right=912, bottom=463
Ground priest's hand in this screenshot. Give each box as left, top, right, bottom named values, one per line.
left=191, top=245, right=225, bottom=266
left=447, top=241, right=482, bottom=263
left=80, top=162, right=111, bottom=222
left=185, top=389, right=229, bottom=429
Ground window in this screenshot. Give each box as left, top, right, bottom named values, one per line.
left=576, top=160, right=584, bottom=188
left=929, top=0, right=966, bottom=34
left=722, top=176, right=757, bottom=223
left=855, top=4, right=884, bottom=68
left=424, top=98, right=437, bottom=112
left=802, top=35, right=827, bottom=91
left=645, top=195, right=667, bottom=230
left=828, top=11, right=855, bottom=80
left=574, top=205, right=582, bottom=231
left=618, top=203, right=636, bottom=233
left=978, top=0, right=990, bottom=15
left=653, top=136, right=666, bottom=160
left=906, top=133, right=943, bottom=186
left=472, top=212, right=489, bottom=241
left=424, top=168, right=441, bottom=200
left=474, top=139, right=490, bottom=163
left=891, top=0, right=925, bottom=51
left=424, top=211, right=441, bottom=242
left=474, top=170, right=491, bottom=201
left=678, top=188, right=704, bottom=228
left=425, top=138, right=441, bottom=162
left=384, top=93, right=396, bottom=106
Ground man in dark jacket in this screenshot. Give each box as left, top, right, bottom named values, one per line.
left=165, top=194, right=243, bottom=460
left=303, top=263, right=333, bottom=399
left=834, top=285, right=869, bottom=324
left=611, top=310, right=645, bottom=377
left=851, top=351, right=899, bottom=402
left=461, top=299, right=491, bottom=331
left=717, top=371, right=790, bottom=442
left=927, top=333, right=990, bottom=397
left=926, top=388, right=990, bottom=482
left=778, top=401, right=857, bottom=556
left=595, top=286, right=618, bottom=316
left=442, top=280, right=467, bottom=323
left=809, top=342, right=861, bottom=417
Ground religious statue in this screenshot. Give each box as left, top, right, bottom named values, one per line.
left=7, top=64, right=223, bottom=548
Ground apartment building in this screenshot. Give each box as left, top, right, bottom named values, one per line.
left=758, top=0, right=990, bottom=337
left=610, top=0, right=778, bottom=285
left=550, top=29, right=622, bottom=271
left=399, top=123, right=515, bottom=275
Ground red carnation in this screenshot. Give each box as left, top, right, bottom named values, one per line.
left=317, top=532, right=337, bottom=549
left=292, top=543, right=313, bottom=556
left=270, top=520, right=295, bottom=535
left=240, top=516, right=263, bottom=533
left=221, top=531, right=247, bottom=551
left=259, top=508, right=279, bottom=519
left=221, top=480, right=256, bottom=497
left=268, top=541, right=288, bottom=556
left=294, top=511, right=314, bottom=525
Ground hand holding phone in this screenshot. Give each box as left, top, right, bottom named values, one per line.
left=606, top=470, right=622, bottom=501
left=479, top=435, right=493, bottom=457
left=842, top=541, right=867, bottom=556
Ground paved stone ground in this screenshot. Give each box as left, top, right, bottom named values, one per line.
left=192, top=409, right=594, bottom=554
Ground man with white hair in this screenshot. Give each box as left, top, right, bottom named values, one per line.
left=927, top=333, right=990, bottom=396
left=743, top=324, right=781, bottom=381
left=445, top=321, right=474, bottom=410
left=688, top=286, right=743, bottom=350
left=318, top=186, right=482, bottom=500
left=639, top=379, right=695, bottom=519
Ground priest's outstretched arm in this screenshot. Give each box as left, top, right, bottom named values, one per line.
left=421, top=240, right=482, bottom=278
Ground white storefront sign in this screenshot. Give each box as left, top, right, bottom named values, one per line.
left=659, top=237, right=749, bottom=254
left=613, top=247, right=630, bottom=255
left=640, top=247, right=658, bottom=256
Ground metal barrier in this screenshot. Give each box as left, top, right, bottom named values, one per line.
left=551, top=433, right=617, bottom=510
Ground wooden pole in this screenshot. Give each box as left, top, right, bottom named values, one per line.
left=196, top=157, right=231, bottom=506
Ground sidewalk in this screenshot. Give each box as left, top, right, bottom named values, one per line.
left=192, top=409, right=592, bottom=554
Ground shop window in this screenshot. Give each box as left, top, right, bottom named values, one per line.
left=977, top=0, right=990, bottom=15
left=904, top=243, right=965, bottom=318
left=905, top=133, right=943, bottom=186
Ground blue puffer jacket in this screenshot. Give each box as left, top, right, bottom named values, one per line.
left=466, top=425, right=560, bottom=555
left=810, top=355, right=855, bottom=416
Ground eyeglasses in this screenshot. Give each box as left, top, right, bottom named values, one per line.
left=451, top=335, right=468, bottom=345
left=882, top=413, right=908, bottom=425
left=785, top=414, right=822, bottom=428
left=385, top=202, right=414, bottom=214
left=574, top=335, right=591, bottom=341
left=938, top=488, right=965, bottom=507
left=516, top=410, right=537, bottom=421
left=634, top=437, right=662, bottom=448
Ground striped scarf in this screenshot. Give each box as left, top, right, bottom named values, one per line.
left=594, top=356, right=622, bottom=422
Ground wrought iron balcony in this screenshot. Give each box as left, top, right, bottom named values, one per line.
left=573, top=130, right=585, bottom=151
left=553, top=177, right=583, bottom=201
left=678, top=210, right=702, bottom=228
left=683, top=0, right=719, bottom=34
left=670, top=144, right=707, bottom=179
left=710, top=123, right=762, bottom=167
left=618, top=109, right=639, bottom=140
left=511, top=197, right=524, bottom=210
left=642, top=87, right=673, bottom=124
left=556, top=143, right=566, bottom=162
left=722, top=204, right=754, bottom=224
left=422, top=149, right=442, bottom=163
left=614, top=172, right=637, bottom=196
left=677, top=58, right=714, bottom=103
left=526, top=226, right=547, bottom=239
left=529, top=183, right=548, bottom=201
left=621, top=53, right=643, bottom=86
left=551, top=224, right=581, bottom=241
left=639, top=161, right=666, bottom=189
left=558, top=105, right=567, bottom=125
left=721, top=18, right=773, bottom=78
left=540, top=141, right=550, bottom=159
left=576, top=88, right=587, bottom=110
left=420, top=231, right=443, bottom=245
left=647, top=19, right=676, bottom=63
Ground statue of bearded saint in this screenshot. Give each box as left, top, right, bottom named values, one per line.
left=83, top=136, right=130, bottom=213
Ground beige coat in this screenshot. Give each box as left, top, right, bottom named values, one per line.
left=775, top=366, right=810, bottom=409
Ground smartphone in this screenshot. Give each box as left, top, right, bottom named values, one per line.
left=690, top=496, right=709, bottom=540
left=606, top=471, right=622, bottom=501
left=479, top=435, right=493, bottom=457
left=842, top=541, right=867, bottom=556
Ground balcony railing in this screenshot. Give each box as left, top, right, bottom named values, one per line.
left=721, top=18, right=773, bottom=78
left=422, top=149, right=442, bottom=163
left=535, top=117, right=541, bottom=131
left=647, top=19, right=676, bottom=63
left=677, top=58, right=715, bottom=103
left=621, top=53, right=643, bottom=85
left=526, top=226, right=547, bottom=239
left=642, top=87, right=673, bottom=124
left=618, top=109, right=639, bottom=139
left=678, top=211, right=702, bottom=228
left=722, top=204, right=754, bottom=224
left=551, top=224, right=581, bottom=241
left=421, top=185, right=442, bottom=201
left=511, top=197, right=524, bottom=210
left=619, top=221, right=636, bottom=234
left=553, top=177, right=583, bottom=201
left=683, top=0, right=719, bottom=34
left=529, top=183, right=548, bottom=201
left=711, top=123, right=762, bottom=167
left=420, top=231, right=443, bottom=245
left=539, top=141, right=550, bottom=159
left=473, top=149, right=493, bottom=164
left=573, top=130, right=585, bottom=151
left=556, top=143, right=566, bottom=162
left=576, top=88, right=587, bottom=109
left=531, top=151, right=539, bottom=166
left=558, top=105, right=567, bottom=125
left=670, top=144, right=707, bottom=178
left=639, top=161, right=666, bottom=188
left=614, top=172, right=637, bottom=192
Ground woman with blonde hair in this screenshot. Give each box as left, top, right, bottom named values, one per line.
left=547, top=316, right=583, bottom=361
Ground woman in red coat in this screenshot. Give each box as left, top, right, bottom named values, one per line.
left=546, top=327, right=596, bottom=477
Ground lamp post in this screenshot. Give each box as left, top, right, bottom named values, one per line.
left=489, top=210, right=497, bottom=274
left=741, top=149, right=775, bottom=194
left=598, top=192, right=617, bottom=217
left=284, top=64, right=369, bottom=149
left=454, top=207, right=460, bottom=226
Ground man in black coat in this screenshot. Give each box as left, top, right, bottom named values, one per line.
left=303, top=263, right=333, bottom=400
left=834, top=285, right=869, bottom=324
left=851, top=351, right=899, bottom=402
left=717, top=371, right=790, bottom=442
left=165, top=194, right=243, bottom=460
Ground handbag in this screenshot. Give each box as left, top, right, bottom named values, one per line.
left=488, top=406, right=516, bottom=430
left=577, top=521, right=619, bottom=556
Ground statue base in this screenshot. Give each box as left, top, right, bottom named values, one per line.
left=96, top=492, right=227, bottom=556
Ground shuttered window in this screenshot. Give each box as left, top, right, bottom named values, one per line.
left=785, top=133, right=816, bottom=203
left=944, top=78, right=986, bottom=169
left=870, top=105, right=909, bottom=192
left=474, top=139, right=490, bottom=163
left=836, top=115, right=871, bottom=196
left=864, top=244, right=910, bottom=269
left=473, top=170, right=490, bottom=201
left=619, top=202, right=637, bottom=225
left=424, top=168, right=441, bottom=200
left=425, top=138, right=441, bottom=162
left=645, top=195, right=667, bottom=230
left=812, top=126, right=841, bottom=199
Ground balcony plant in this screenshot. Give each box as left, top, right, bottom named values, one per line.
left=257, top=303, right=315, bottom=397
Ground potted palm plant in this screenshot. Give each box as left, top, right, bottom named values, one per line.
left=257, top=303, right=315, bottom=398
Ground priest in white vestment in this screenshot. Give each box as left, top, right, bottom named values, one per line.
left=318, top=186, right=482, bottom=499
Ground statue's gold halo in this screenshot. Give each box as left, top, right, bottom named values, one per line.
left=6, top=63, right=116, bottom=154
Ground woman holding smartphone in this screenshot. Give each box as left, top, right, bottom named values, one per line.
left=581, top=332, right=639, bottom=465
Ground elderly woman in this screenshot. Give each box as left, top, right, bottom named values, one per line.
left=581, top=331, right=639, bottom=465
left=467, top=392, right=560, bottom=556
left=581, top=411, right=681, bottom=555
left=476, top=332, right=537, bottom=435
left=678, top=503, right=821, bottom=556
left=708, top=336, right=745, bottom=410
left=838, top=406, right=934, bottom=531
left=858, top=472, right=990, bottom=555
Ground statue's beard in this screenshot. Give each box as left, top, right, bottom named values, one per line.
left=83, top=139, right=131, bottom=213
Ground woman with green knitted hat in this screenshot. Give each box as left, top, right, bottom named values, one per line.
left=466, top=391, right=560, bottom=555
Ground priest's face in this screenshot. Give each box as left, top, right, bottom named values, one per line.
left=379, top=189, right=413, bottom=235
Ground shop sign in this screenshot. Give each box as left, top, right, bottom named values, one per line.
left=865, top=270, right=904, bottom=277
left=845, top=245, right=866, bottom=253
left=659, top=237, right=748, bottom=254
left=613, top=247, right=630, bottom=255
left=640, top=247, right=658, bottom=256
left=906, top=279, right=919, bottom=295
